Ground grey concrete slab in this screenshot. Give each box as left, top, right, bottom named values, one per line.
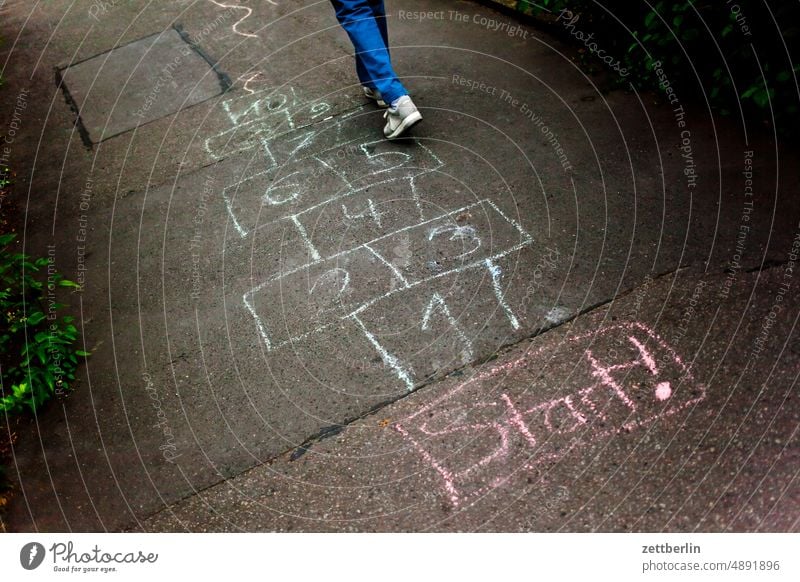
left=59, top=27, right=228, bottom=142
left=10, top=93, right=799, bottom=531
left=141, top=264, right=800, bottom=532
left=6, top=108, right=544, bottom=531
left=2, top=0, right=798, bottom=533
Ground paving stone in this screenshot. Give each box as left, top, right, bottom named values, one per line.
left=59, top=27, right=228, bottom=143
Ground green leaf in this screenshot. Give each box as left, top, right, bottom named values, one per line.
left=753, top=88, right=774, bottom=108
left=26, top=311, right=46, bottom=326
left=75, top=350, right=91, bottom=357
left=741, top=85, right=758, bottom=98
left=12, top=383, right=29, bottom=397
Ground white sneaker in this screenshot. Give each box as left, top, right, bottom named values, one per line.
left=383, top=96, right=422, bottom=139
left=363, top=86, right=387, bottom=108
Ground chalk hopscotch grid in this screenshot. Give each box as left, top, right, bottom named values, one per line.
left=243, top=198, right=533, bottom=361
left=222, top=139, right=444, bottom=238
left=214, top=86, right=445, bottom=238
left=217, top=87, right=534, bottom=392
left=205, top=86, right=333, bottom=159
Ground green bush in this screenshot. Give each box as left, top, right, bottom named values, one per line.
left=0, top=233, right=87, bottom=414
left=512, top=0, right=799, bottom=135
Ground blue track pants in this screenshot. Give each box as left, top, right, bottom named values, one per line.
left=329, top=0, right=408, bottom=105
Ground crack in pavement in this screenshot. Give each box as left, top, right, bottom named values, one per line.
left=137, top=263, right=700, bottom=526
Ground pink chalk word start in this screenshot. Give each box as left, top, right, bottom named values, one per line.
left=394, top=322, right=706, bottom=507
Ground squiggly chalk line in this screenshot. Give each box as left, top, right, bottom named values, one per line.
left=207, top=0, right=270, bottom=38
left=237, top=71, right=264, bottom=94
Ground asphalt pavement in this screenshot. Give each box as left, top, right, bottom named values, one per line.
left=0, top=0, right=797, bottom=532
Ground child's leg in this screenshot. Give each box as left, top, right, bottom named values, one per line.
left=330, top=0, right=407, bottom=105
left=368, top=0, right=389, bottom=51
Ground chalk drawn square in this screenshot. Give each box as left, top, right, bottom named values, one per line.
left=59, top=27, right=228, bottom=143
left=395, top=323, right=706, bottom=507
left=205, top=86, right=336, bottom=159
left=222, top=135, right=445, bottom=239
left=226, top=112, right=534, bottom=393
left=245, top=247, right=397, bottom=351
left=244, top=200, right=532, bottom=352
left=223, top=157, right=350, bottom=238
left=367, top=199, right=531, bottom=284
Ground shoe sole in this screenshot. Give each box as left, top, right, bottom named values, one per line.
left=364, top=92, right=388, bottom=108
left=385, top=111, right=423, bottom=139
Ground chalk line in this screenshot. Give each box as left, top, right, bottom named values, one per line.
left=289, top=215, right=321, bottom=261
left=409, top=177, right=425, bottom=221
left=342, top=198, right=382, bottom=228
left=237, top=71, right=264, bottom=95
left=309, top=267, right=350, bottom=299
left=395, top=322, right=707, bottom=506
left=206, top=0, right=262, bottom=38
left=351, top=313, right=414, bottom=391
left=365, top=244, right=410, bottom=289
left=421, top=292, right=474, bottom=363
left=244, top=208, right=533, bottom=351
left=628, top=335, right=659, bottom=375
left=485, top=258, right=521, bottom=330
left=428, top=224, right=481, bottom=259
left=243, top=292, right=272, bottom=351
